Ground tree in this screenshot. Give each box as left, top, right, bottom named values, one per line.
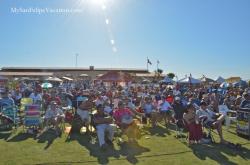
left=167, top=73, right=175, bottom=79
left=157, top=69, right=163, bottom=74
left=154, top=68, right=163, bottom=80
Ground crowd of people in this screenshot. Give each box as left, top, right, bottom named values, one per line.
left=0, top=79, right=250, bottom=150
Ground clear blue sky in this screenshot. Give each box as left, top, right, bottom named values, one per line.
left=0, top=0, right=250, bottom=79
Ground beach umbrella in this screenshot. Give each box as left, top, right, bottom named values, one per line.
left=45, top=77, right=63, bottom=82
left=62, top=76, right=73, bottom=81
left=41, top=82, right=53, bottom=88
left=80, top=74, right=89, bottom=77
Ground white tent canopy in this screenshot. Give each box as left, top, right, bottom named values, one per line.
left=216, top=76, right=225, bottom=83
left=179, top=76, right=201, bottom=84
left=200, top=75, right=215, bottom=83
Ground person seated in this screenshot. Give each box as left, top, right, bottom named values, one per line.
left=93, top=104, right=114, bottom=150
left=46, top=90, right=62, bottom=107
left=29, top=90, right=42, bottom=105
left=113, top=101, right=139, bottom=143
left=124, top=96, right=144, bottom=117
left=183, top=103, right=203, bottom=144
left=239, top=92, right=250, bottom=109
left=44, top=101, right=65, bottom=135
left=94, top=92, right=105, bottom=106
left=158, top=95, right=173, bottom=127
left=196, top=101, right=227, bottom=144
left=103, top=100, right=113, bottom=116
left=140, top=96, right=157, bottom=127
left=76, top=96, right=94, bottom=132
left=0, top=89, right=15, bottom=108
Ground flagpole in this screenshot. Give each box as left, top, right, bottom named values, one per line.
left=157, top=60, right=159, bottom=72
left=147, top=57, right=149, bottom=72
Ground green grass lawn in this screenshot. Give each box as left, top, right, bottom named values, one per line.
left=0, top=124, right=249, bottom=165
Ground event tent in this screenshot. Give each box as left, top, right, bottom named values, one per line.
left=216, top=76, right=225, bottom=83
left=179, top=76, right=201, bottom=84
left=200, top=75, right=215, bottom=83
left=233, top=80, right=248, bottom=88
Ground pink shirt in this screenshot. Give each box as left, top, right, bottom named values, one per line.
left=113, top=108, right=133, bottom=125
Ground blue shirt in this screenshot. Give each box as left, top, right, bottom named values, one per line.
left=0, top=97, right=15, bottom=108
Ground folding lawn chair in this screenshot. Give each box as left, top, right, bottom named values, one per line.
left=200, top=116, right=215, bottom=143
left=23, top=104, right=42, bottom=134
left=0, top=105, right=20, bottom=131
left=20, top=98, right=33, bottom=112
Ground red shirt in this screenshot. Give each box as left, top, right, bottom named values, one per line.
left=166, top=96, right=174, bottom=104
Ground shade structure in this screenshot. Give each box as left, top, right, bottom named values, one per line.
left=179, top=76, right=201, bottom=84
left=97, top=71, right=133, bottom=82
left=45, top=77, right=63, bottom=82
left=200, top=75, right=215, bottom=83
left=41, top=82, right=53, bottom=88
left=160, top=76, right=174, bottom=84
left=216, top=76, right=225, bottom=83
left=232, top=80, right=248, bottom=88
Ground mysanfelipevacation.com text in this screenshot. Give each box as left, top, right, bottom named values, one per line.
left=10, top=7, right=83, bottom=14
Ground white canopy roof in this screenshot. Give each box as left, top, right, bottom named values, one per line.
left=179, top=76, right=201, bottom=84
left=216, top=76, right=225, bottom=83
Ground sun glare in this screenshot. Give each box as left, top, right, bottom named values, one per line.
left=90, top=0, right=106, bottom=6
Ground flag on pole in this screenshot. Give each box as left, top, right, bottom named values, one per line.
left=157, top=60, right=160, bottom=64
left=147, top=58, right=152, bottom=65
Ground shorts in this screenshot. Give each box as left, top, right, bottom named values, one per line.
left=77, top=109, right=90, bottom=123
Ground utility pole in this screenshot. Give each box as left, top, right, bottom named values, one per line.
left=75, top=53, right=79, bottom=68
